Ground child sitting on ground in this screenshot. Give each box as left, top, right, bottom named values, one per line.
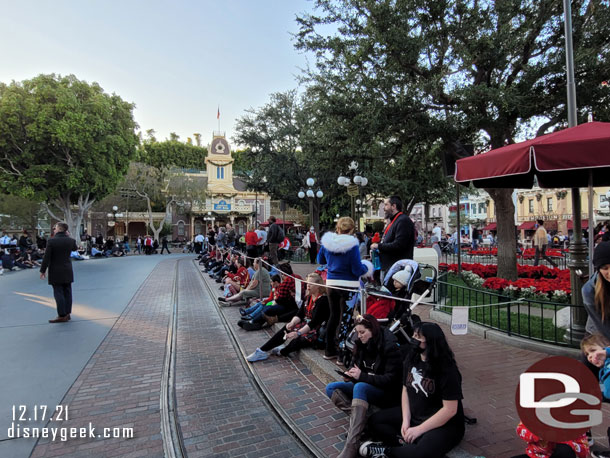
left=580, top=334, right=610, bottom=458
left=511, top=421, right=588, bottom=458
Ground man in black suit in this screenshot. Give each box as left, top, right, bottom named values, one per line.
left=40, top=222, right=78, bottom=323
left=370, top=195, right=415, bottom=275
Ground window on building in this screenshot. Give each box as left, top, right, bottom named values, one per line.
left=177, top=221, right=185, bottom=236
left=528, top=199, right=534, bottom=213
left=216, top=166, right=225, bottom=179
left=479, top=203, right=486, bottom=214
left=547, top=197, right=553, bottom=212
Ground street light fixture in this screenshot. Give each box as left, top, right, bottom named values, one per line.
left=298, top=177, right=324, bottom=234
left=106, top=205, right=124, bottom=235
left=337, top=161, right=368, bottom=220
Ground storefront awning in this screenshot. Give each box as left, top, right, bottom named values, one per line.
left=482, top=223, right=497, bottom=231
left=567, top=219, right=590, bottom=230
left=518, top=221, right=537, bottom=230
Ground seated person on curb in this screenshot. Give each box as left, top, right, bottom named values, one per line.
left=246, top=273, right=329, bottom=362
left=221, top=257, right=249, bottom=297
left=360, top=322, right=464, bottom=458
left=238, top=275, right=281, bottom=324
left=260, top=262, right=298, bottom=326
left=1, top=249, right=19, bottom=271
left=326, top=314, right=403, bottom=458
left=239, top=264, right=298, bottom=330
left=219, top=258, right=271, bottom=306
left=212, top=253, right=237, bottom=282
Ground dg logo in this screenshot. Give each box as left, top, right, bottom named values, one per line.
left=515, top=356, right=603, bottom=442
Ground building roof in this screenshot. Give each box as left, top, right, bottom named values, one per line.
left=233, top=177, right=248, bottom=192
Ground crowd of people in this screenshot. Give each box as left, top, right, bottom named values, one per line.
left=193, top=194, right=610, bottom=458
left=0, top=227, right=178, bottom=276
left=195, top=197, right=473, bottom=458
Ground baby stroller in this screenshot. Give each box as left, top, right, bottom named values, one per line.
left=337, top=260, right=437, bottom=366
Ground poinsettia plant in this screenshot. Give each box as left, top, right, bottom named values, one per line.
left=440, top=262, right=571, bottom=302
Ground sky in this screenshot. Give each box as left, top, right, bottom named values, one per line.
left=0, top=0, right=315, bottom=145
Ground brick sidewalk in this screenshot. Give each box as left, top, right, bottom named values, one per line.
left=175, top=260, right=307, bottom=457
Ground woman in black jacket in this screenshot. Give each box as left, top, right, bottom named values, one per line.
left=359, top=322, right=465, bottom=458
left=325, top=314, right=402, bottom=458
left=246, top=273, right=329, bottom=361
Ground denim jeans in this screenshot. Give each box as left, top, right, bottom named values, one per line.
left=325, top=381, right=385, bottom=404
left=243, top=302, right=264, bottom=320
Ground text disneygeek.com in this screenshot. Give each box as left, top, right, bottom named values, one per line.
left=8, top=422, right=134, bottom=441
left=8, top=405, right=133, bottom=441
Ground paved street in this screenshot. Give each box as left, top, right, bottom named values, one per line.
left=0, top=254, right=181, bottom=457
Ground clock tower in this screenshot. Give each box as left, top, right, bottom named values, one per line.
left=205, top=134, right=237, bottom=193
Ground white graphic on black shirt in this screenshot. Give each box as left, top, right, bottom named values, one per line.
left=410, top=367, right=428, bottom=397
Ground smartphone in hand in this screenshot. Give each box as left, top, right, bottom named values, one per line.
left=335, top=369, right=356, bottom=382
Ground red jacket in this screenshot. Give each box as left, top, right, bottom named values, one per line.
left=227, top=266, right=249, bottom=287
left=245, top=231, right=261, bottom=246
left=366, top=295, right=396, bottom=319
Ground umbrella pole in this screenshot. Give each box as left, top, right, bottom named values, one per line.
left=564, top=0, right=587, bottom=342
left=589, top=171, right=594, bottom=275
left=457, top=184, right=462, bottom=275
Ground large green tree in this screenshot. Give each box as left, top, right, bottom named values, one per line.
left=120, top=134, right=207, bottom=241
left=0, top=74, right=138, bottom=240
left=296, top=0, right=610, bottom=279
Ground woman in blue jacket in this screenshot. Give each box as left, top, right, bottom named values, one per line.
left=317, top=216, right=370, bottom=359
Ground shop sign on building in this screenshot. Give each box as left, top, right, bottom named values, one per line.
left=214, top=200, right=231, bottom=211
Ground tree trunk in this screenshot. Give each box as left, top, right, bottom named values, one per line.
left=43, top=193, right=95, bottom=243
left=142, top=195, right=173, bottom=242
left=486, top=188, right=518, bottom=280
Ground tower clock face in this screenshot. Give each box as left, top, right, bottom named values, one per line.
left=211, top=138, right=230, bottom=155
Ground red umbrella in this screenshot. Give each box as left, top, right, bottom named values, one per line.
left=454, top=122, right=610, bottom=188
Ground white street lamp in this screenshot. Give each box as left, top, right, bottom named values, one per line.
left=316, top=190, right=324, bottom=198
left=298, top=190, right=305, bottom=199
left=306, top=189, right=314, bottom=198
left=306, top=178, right=315, bottom=187
left=337, top=176, right=347, bottom=186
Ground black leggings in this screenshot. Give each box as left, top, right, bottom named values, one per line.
left=260, top=325, right=313, bottom=355
left=325, top=287, right=350, bottom=357
left=368, top=406, right=464, bottom=458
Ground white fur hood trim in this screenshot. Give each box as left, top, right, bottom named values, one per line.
left=321, top=232, right=358, bottom=253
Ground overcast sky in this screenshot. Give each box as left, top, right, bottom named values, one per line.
left=0, top=0, right=314, bottom=145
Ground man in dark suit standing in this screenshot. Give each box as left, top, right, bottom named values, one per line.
left=370, top=195, right=415, bottom=275
left=40, top=222, right=78, bottom=323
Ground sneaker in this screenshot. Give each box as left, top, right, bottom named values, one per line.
left=270, top=344, right=286, bottom=356
left=218, top=296, right=228, bottom=302
left=591, top=451, right=610, bottom=458
left=359, top=441, right=388, bottom=458
left=246, top=348, right=268, bottom=362
left=239, top=307, right=248, bottom=316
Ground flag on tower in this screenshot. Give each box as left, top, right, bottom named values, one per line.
left=217, top=106, right=220, bottom=119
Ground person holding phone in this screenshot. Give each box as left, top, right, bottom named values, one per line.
left=325, top=314, right=402, bottom=458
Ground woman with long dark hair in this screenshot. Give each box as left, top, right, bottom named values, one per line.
left=583, top=241, right=610, bottom=342
left=359, top=321, right=464, bottom=458
left=325, top=314, right=402, bottom=458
